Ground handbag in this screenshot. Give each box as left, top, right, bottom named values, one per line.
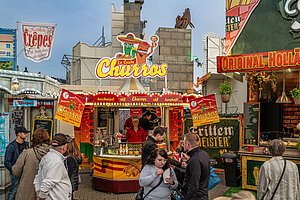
left=208, top=166, right=221, bottom=191
left=136, top=176, right=163, bottom=200
left=260, top=159, right=286, bottom=200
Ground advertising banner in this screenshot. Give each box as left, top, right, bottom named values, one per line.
left=13, top=100, right=37, bottom=107
left=184, top=118, right=240, bottom=168
left=21, top=22, right=56, bottom=62
left=95, top=33, right=167, bottom=79
left=197, top=72, right=211, bottom=87
left=0, top=112, right=9, bottom=156
left=218, top=48, right=300, bottom=73
left=189, top=94, right=220, bottom=127
left=225, top=0, right=261, bottom=55
left=93, top=156, right=141, bottom=180
left=0, top=28, right=17, bottom=70
left=130, top=108, right=142, bottom=116
left=55, top=89, right=86, bottom=127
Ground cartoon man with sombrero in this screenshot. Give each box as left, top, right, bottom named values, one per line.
left=117, top=33, right=141, bottom=59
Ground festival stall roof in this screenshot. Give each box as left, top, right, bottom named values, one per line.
left=76, top=91, right=199, bottom=107
left=116, top=78, right=149, bottom=93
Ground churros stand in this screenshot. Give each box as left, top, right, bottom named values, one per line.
left=77, top=91, right=194, bottom=193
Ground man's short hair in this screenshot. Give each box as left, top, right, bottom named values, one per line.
left=15, top=126, right=30, bottom=136
left=51, top=133, right=68, bottom=147
left=153, top=127, right=165, bottom=137
left=268, top=139, right=286, bottom=156
left=184, top=133, right=199, bottom=147
left=143, top=111, right=151, bottom=117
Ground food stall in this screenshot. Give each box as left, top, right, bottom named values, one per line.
left=217, top=49, right=300, bottom=190
left=77, top=91, right=194, bottom=193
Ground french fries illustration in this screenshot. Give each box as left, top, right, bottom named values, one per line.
left=123, top=161, right=142, bottom=177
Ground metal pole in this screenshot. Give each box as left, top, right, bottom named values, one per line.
left=164, top=74, right=168, bottom=92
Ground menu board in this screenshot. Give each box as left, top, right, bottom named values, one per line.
left=169, top=106, right=184, bottom=141
left=81, top=106, right=94, bottom=144
left=243, top=102, right=260, bottom=147
left=0, top=112, right=9, bottom=156
left=32, top=118, right=53, bottom=139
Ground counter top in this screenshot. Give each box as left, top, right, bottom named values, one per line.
left=239, top=147, right=300, bottom=159
left=94, top=154, right=141, bottom=159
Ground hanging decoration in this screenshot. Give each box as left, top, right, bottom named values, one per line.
left=246, top=71, right=270, bottom=102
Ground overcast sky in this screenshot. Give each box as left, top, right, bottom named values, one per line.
left=0, top=0, right=225, bottom=87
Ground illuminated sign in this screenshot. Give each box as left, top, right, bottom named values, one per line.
left=95, top=33, right=167, bottom=79
left=217, top=48, right=300, bottom=73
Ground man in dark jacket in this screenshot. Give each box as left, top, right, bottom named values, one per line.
left=5, top=126, right=29, bottom=200
left=139, top=111, right=152, bottom=133
left=142, top=127, right=184, bottom=168
left=181, top=133, right=210, bottom=200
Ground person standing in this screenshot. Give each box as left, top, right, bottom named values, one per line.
left=181, top=133, right=210, bottom=200
left=142, top=127, right=165, bottom=165
left=65, top=138, right=83, bottom=200
left=4, top=126, right=30, bottom=200
left=257, top=139, right=300, bottom=200
left=125, top=117, right=146, bottom=144
left=34, top=133, right=72, bottom=200
left=139, top=111, right=152, bottom=133
left=12, top=128, right=50, bottom=200
left=142, top=127, right=184, bottom=169
left=139, top=148, right=178, bottom=200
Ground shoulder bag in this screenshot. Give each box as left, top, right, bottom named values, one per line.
left=260, top=159, right=286, bottom=200
left=136, top=176, right=163, bottom=200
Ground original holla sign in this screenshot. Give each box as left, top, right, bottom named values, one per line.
left=95, top=33, right=168, bottom=79
left=21, top=22, right=56, bottom=62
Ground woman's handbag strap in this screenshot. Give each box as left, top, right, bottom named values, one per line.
left=270, top=159, right=286, bottom=200
left=143, top=176, right=163, bottom=199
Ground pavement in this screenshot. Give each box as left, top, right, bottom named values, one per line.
left=75, top=171, right=229, bottom=200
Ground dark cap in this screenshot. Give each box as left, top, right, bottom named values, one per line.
left=51, top=133, right=68, bottom=147
left=15, top=126, right=30, bottom=135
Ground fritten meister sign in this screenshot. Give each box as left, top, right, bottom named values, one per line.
left=217, top=48, right=300, bottom=73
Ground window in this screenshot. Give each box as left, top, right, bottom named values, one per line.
left=6, top=44, right=10, bottom=48
left=6, top=52, right=11, bottom=56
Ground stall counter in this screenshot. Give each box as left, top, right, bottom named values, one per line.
left=239, top=147, right=300, bottom=190
left=93, top=154, right=142, bottom=193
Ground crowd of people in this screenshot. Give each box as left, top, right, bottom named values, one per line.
left=4, top=123, right=300, bottom=200
left=4, top=127, right=82, bottom=200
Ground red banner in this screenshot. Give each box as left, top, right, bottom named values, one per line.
left=156, top=108, right=161, bottom=117
left=189, top=94, right=220, bottom=127
left=217, top=48, right=300, bottom=73
left=169, top=106, right=184, bottom=141
left=130, top=108, right=142, bottom=116
left=55, top=89, right=86, bottom=127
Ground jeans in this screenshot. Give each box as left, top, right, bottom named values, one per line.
left=6, top=174, right=19, bottom=200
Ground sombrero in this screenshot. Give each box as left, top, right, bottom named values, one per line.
left=117, top=33, right=141, bottom=44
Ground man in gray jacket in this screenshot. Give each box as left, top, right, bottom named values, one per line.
left=34, top=133, right=72, bottom=200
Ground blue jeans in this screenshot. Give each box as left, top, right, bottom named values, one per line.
left=6, top=174, right=19, bottom=200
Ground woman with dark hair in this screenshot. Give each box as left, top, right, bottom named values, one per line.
left=65, top=138, right=82, bottom=200
left=139, top=148, right=178, bottom=200
left=12, top=128, right=50, bottom=200
left=257, top=139, right=300, bottom=200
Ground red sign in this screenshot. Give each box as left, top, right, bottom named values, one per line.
left=81, top=106, right=94, bottom=144
left=55, top=89, right=86, bottom=127
left=156, top=108, right=161, bottom=117
left=169, top=106, right=184, bottom=141
left=197, top=72, right=211, bottom=87
left=189, top=94, right=220, bottom=127
left=130, top=108, right=142, bottom=116
left=217, top=48, right=300, bottom=73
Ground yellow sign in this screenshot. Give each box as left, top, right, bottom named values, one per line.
left=93, top=156, right=142, bottom=180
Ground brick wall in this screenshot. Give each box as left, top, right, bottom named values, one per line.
left=283, top=103, right=300, bottom=129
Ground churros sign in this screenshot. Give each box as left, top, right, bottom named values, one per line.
left=95, top=33, right=167, bottom=79
left=55, top=89, right=86, bottom=127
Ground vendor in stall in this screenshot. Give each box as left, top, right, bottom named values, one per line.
left=125, top=117, right=146, bottom=144
left=139, top=111, right=152, bottom=134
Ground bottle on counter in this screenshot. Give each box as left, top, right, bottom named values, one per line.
left=125, top=143, right=129, bottom=155
left=120, top=144, right=123, bottom=155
